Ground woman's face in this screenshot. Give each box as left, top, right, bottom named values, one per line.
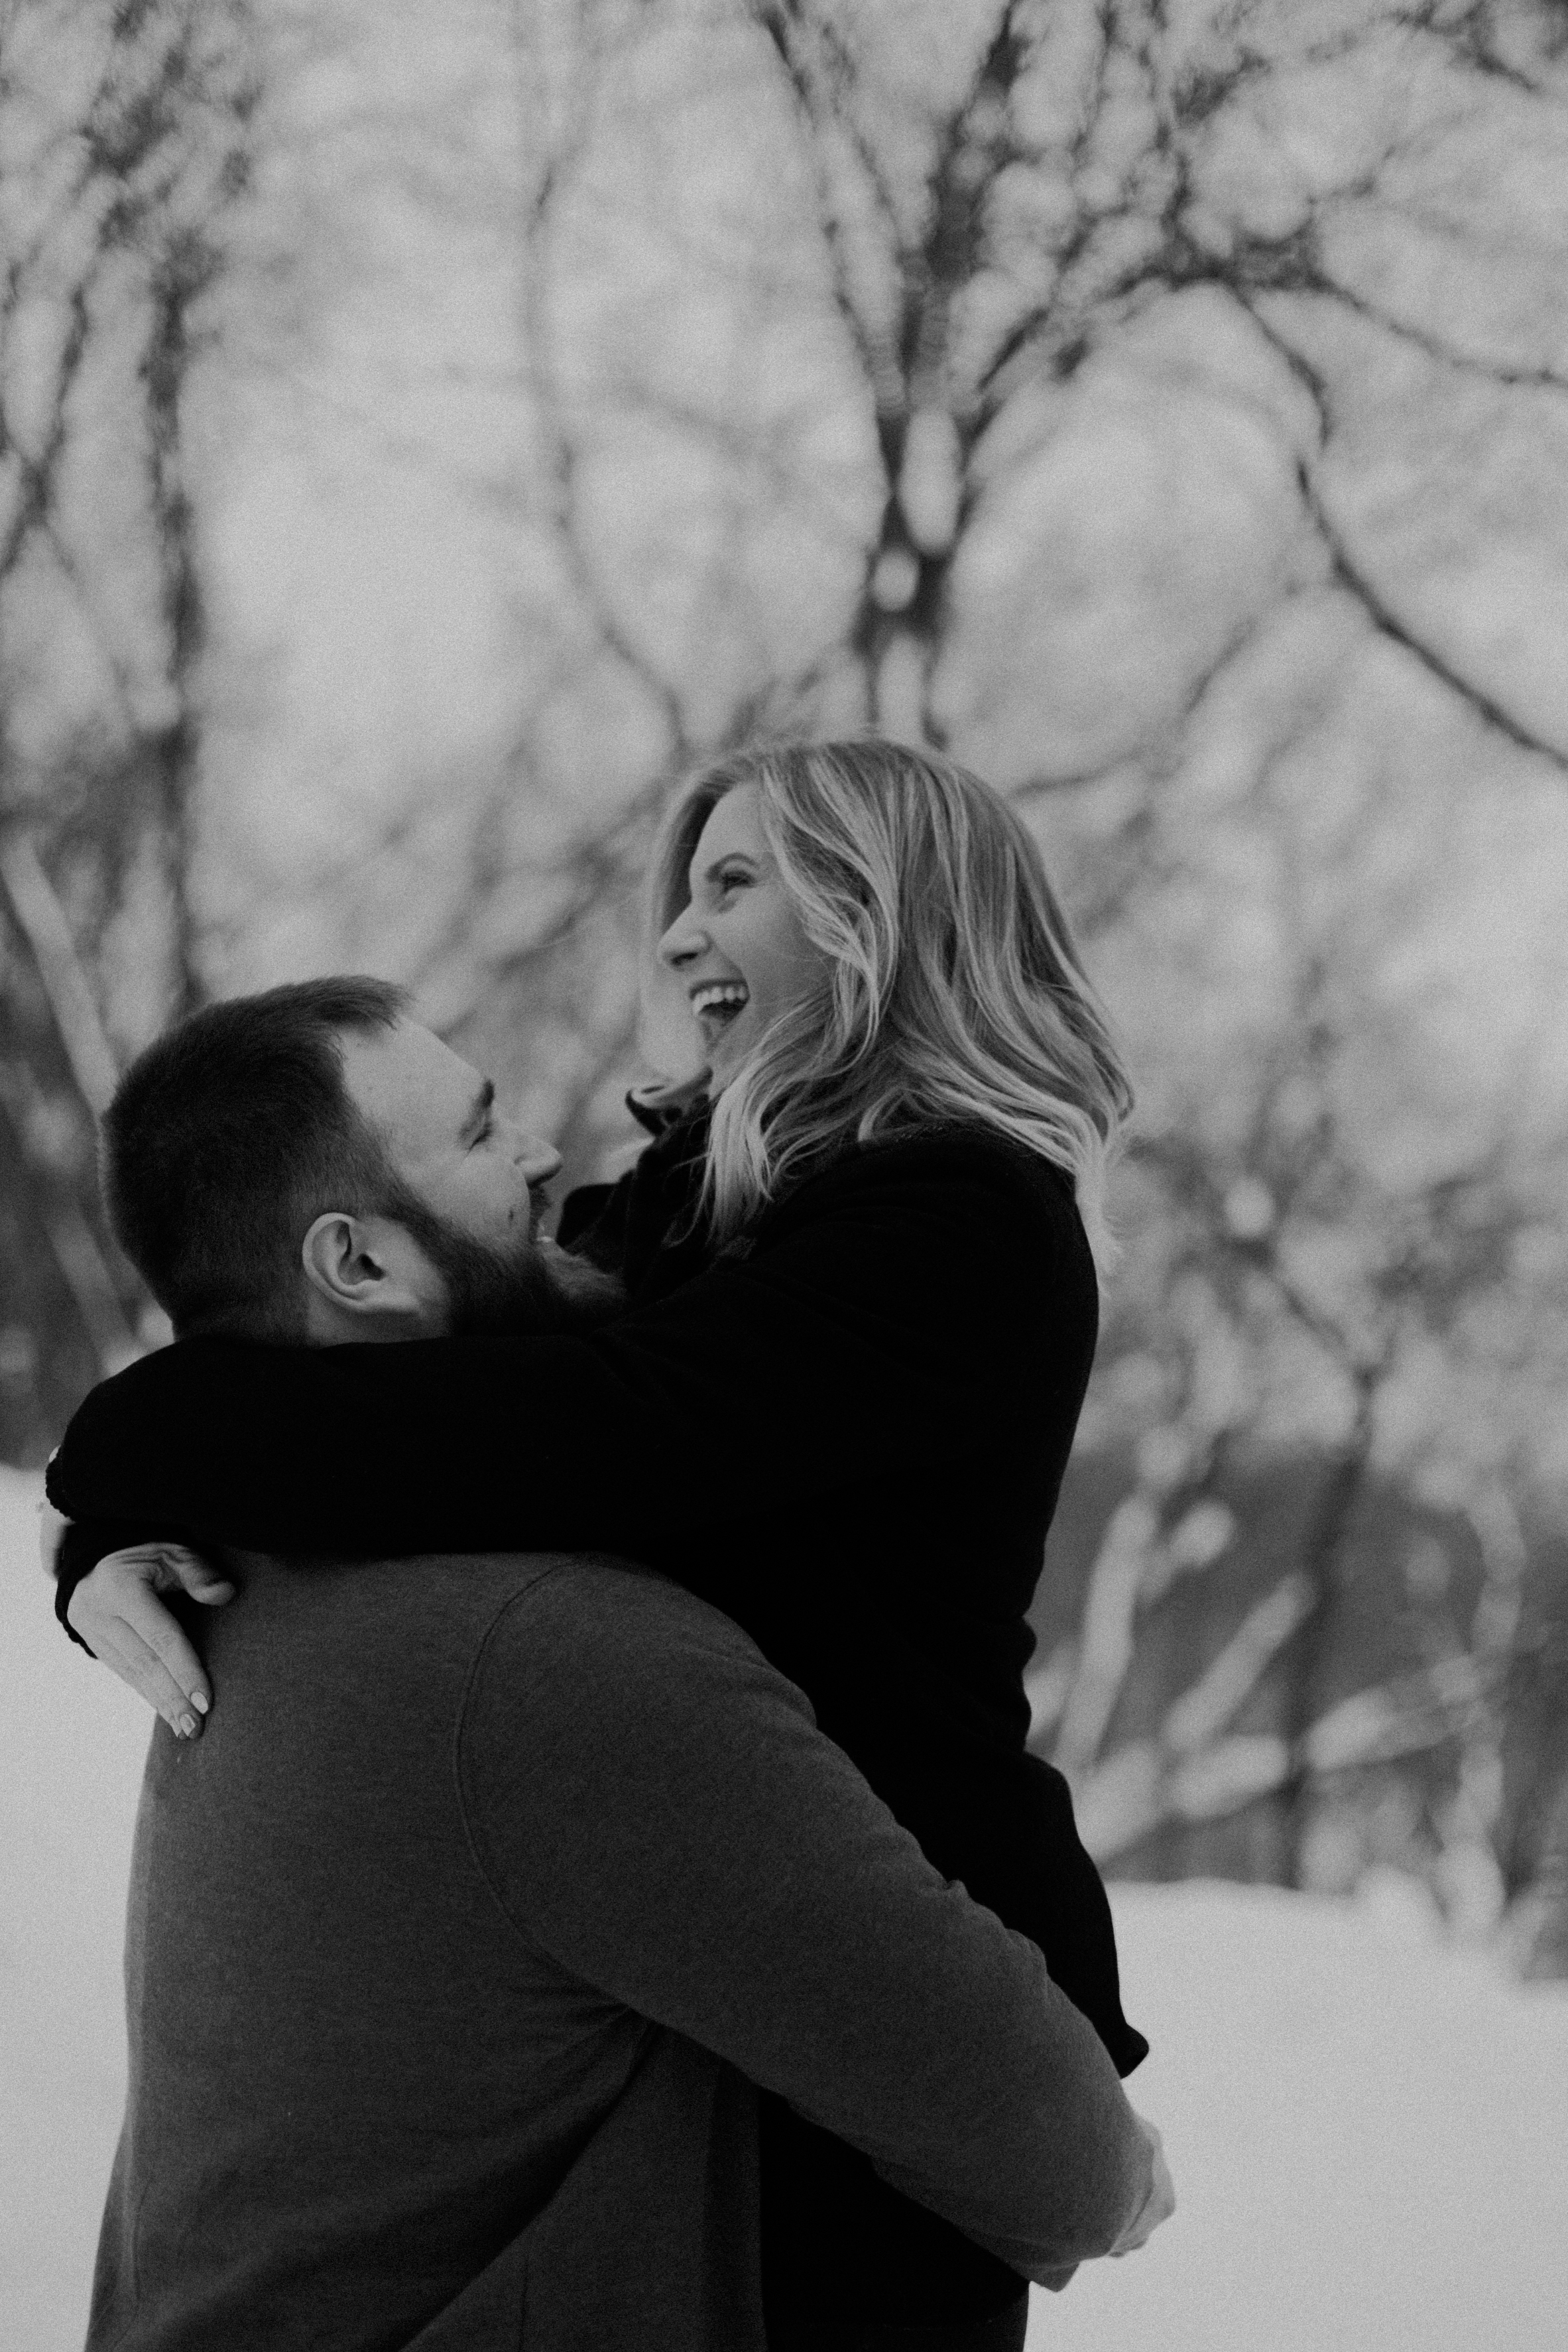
left=657, top=784, right=829, bottom=1088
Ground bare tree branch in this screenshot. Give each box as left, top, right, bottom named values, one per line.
left=0, top=834, right=121, bottom=1113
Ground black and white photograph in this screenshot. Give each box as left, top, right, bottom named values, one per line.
left=3, top=4, right=1567, bottom=2348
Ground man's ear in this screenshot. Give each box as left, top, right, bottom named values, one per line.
left=301, top=1212, right=422, bottom=1318
left=302, top=1212, right=379, bottom=1311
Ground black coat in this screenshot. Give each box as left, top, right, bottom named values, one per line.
left=50, top=1109, right=1146, bottom=2328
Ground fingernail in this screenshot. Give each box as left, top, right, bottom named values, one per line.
left=191, top=1692, right=209, bottom=1714
left=179, top=1714, right=197, bottom=1737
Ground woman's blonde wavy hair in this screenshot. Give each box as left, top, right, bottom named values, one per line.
left=642, top=738, right=1134, bottom=1274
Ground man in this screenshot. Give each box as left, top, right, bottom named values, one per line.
left=56, top=979, right=1172, bottom=2351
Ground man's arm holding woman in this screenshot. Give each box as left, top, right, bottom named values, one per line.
left=465, top=1559, right=1174, bottom=2286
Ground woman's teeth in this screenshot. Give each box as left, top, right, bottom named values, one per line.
left=692, top=984, right=749, bottom=1022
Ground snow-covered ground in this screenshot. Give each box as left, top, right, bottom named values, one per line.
left=3, top=1465, right=1566, bottom=2351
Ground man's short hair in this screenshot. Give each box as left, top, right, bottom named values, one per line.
left=103, top=977, right=413, bottom=1338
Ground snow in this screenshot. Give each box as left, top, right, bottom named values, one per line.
left=1, top=1470, right=156, bottom=2350
left=1026, top=1877, right=1568, bottom=2352
left=3, top=1466, right=1565, bottom=2352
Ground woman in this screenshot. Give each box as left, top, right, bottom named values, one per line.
left=54, top=738, right=1148, bottom=2350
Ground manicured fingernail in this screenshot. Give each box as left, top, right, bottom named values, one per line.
left=191, top=1692, right=209, bottom=1714
left=179, top=1714, right=197, bottom=1737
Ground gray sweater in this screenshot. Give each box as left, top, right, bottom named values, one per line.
left=88, top=1550, right=1150, bottom=2350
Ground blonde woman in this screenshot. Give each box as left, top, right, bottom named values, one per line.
left=53, top=739, right=1153, bottom=2352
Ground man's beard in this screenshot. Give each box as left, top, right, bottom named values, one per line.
left=388, top=1192, right=627, bottom=1337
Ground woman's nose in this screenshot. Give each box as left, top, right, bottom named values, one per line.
left=658, top=902, right=707, bottom=968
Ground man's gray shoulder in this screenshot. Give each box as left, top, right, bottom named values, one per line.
left=454, top=1553, right=819, bottom=1842
left=452, top=1556, right=820, bottom=1952
left=233, top=1548, right=635, bottom=1692
left=465, top=1552, right=786, bottom=1719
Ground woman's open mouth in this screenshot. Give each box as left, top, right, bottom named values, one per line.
left=691, top=982, right=749, bottom=1034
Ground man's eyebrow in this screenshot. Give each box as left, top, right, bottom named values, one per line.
left=460, top=1078, right=495, bottom=1141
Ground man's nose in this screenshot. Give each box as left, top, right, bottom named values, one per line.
left=514, top=1131, right=562, bottom=1185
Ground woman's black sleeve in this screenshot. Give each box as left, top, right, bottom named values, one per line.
left=44, top=1146, right=1074, bottom=1572
left=48, top=1168, right=642, bottom=1629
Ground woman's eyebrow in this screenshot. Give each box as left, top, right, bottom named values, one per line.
left=696, top=851, right=758, bottom=886
left=459, top=1077, right=495, bottom=1142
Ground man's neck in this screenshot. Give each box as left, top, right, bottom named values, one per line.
left=301, top=1293, right=447, bottom=1345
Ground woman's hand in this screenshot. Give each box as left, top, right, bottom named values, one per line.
left=64, top=1544, right=236, bottom=1737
